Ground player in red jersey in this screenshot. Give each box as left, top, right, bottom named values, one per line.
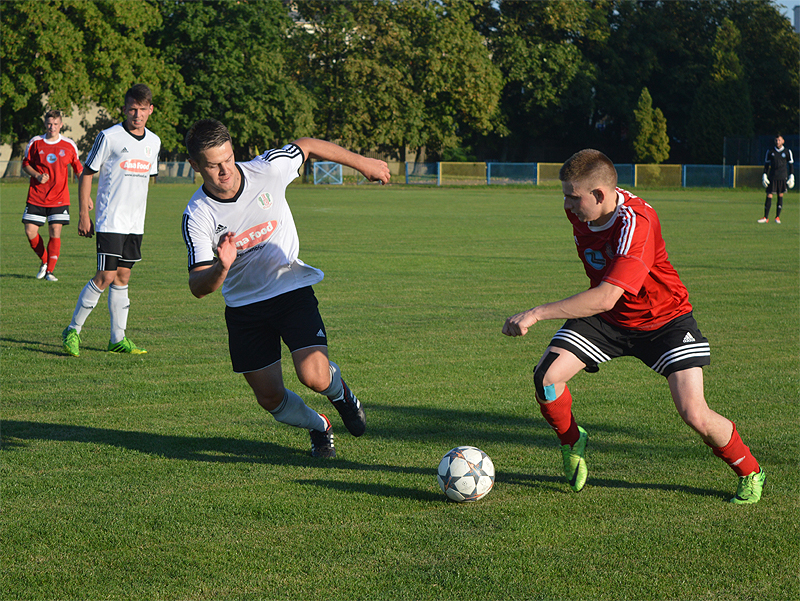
left=21, top=110, right=83, bottom=281
left=503, top=149, right=765, bottom=504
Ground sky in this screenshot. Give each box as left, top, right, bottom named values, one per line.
left=775, top=0, right=799, bottom=25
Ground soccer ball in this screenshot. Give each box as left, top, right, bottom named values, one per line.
left=437, top=446, right=495, bottom=502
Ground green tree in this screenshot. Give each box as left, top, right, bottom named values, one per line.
left=473, top=0, right=607, bottom=161
left=292, top=0, right=502, bottom=159
left=688, top=18, right=753, bottom=164
left=150, top=0, right=315, bottom=159
left=728, top=0, right=800, bottom=135
left=631, top=88, right=669, bottom=164
left=1, top=0, right=184, bottom=155
left=581, top=1, right=796, bottom=164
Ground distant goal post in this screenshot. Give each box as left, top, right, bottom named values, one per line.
left=313, top=161, right=343, bottom=185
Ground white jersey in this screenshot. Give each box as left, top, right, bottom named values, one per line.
left=181, top=143, right=324, bottom=308
left=84, top=123, right=160, bottom=234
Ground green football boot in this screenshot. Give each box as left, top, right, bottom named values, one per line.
left=729, top=469, right=766, bottom=505
left=561, top=426, right=589, bottom=492
left=62, top=327, right=81, bottom=357
left=108, top=337, right=147, bottom=354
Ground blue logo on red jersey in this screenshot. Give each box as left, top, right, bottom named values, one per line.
left=584, top=248, right=606, bottom=270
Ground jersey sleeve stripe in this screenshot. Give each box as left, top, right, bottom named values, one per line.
left=182, top=213, right=200, bottom=271
left=85, top=131, right=105, bottom=167
left=22, top=137, right=38, bottom=164
left=616, top=206, right=636, bottom=256
left=261, top=143, right=303, bottom=162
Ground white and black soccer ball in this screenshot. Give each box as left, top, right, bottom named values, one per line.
left=437, top=446, right=495, bottom=502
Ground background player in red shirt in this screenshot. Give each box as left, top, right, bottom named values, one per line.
left=503, top=149, right=765, bottom=504
left=21, top=110, right=83, bottom=281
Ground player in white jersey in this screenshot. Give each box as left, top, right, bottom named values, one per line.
left=182, top=118, right=390, bottom=457
left=62, top=84, right=161, bottom=357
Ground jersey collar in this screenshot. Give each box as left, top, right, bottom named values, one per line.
left=587, top=190, right=624, bottom=232
left=202, top=164, right=245, bottom=204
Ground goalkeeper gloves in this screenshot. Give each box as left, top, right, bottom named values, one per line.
left=789, top=174, right=795, bottom=189
left=762, top=173, right=770, bottom=188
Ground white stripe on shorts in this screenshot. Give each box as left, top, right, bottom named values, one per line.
left=551, top=328, right=612, bottom=365
left=650, top=342, right=711, bottom=375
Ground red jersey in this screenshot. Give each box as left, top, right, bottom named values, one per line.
left=566, top=188, right=692, bottom=331
left=22, top=134, right=83, bottom=207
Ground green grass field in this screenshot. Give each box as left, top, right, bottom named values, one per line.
left=2, top=180, right=798, bottom=600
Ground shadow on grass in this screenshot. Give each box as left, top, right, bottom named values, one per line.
left=3, top=418, right=726, bottom=501
left=0, top=336, right=108, bottom=357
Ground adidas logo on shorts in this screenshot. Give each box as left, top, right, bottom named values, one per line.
left=683, top=332, right=696, bottom=343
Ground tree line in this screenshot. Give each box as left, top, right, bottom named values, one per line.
left=2, top=0, right=797, bottom=165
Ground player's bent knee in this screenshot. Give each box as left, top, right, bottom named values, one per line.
left=297, top=370, right=331, bottom=394
left=676, top=406, right=712, bottom=436
left=534, top=352, right=560, bottom=402
left=254, top=390, right=286, bottom=412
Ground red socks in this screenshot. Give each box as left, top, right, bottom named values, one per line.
left=539, top=388, right=760, bottom=477
left=709, top=422, right=760, bottom=477
left=29, top=234, right=47, bottom=263
left=46, top=237, right=61, bottom=273
left=538, top=386, right=580, bottom=447
left=28, top=235, right=61, bottom=272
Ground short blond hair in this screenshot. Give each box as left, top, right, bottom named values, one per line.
left=560, top=149, right=618, bottom=189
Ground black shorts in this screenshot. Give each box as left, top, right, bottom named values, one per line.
left=225, top=286, right=328, bottom=373
left=22, top=203, right=70, bottom=226
left=767, top=179, right=787, bottom=195
left=96, top=233, right=142, bottom=271
left=548, top=312, right=710, bottom=378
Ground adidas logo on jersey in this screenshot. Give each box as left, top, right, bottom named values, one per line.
left=121, top=147, right=129, bottom=153
left=683, top=332, right=696, bottom=343
left=215, top=224, right=227, bottom=234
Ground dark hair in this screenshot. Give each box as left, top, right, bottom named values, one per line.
left=124, top=83, right=153, bottom=107
left=560, top=149, right=618, bottom=188
left=185, top=119, right=233, bottom=161
left=44, top=109, right=63, bottom=121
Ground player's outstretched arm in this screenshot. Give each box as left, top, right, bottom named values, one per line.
left=293, top=137, right=391, bottom=185
left=503, top=282, right=625, bottom=337
left=189, top=232, right=237, bottom=299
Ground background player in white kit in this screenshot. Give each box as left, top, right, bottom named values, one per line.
left=182, top=119, right=390, bottom=457
left=62, top=84, right=161, bottom=357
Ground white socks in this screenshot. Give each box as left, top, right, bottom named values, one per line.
left=321, top=361, right=344, bottom=401
left=270, top=390, right=327, bottom=432
left=108, top=284, right=130, bottom=344
left=68, top=280, right=131, bottom=344
left=69, top=279, right=104, bottom=333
